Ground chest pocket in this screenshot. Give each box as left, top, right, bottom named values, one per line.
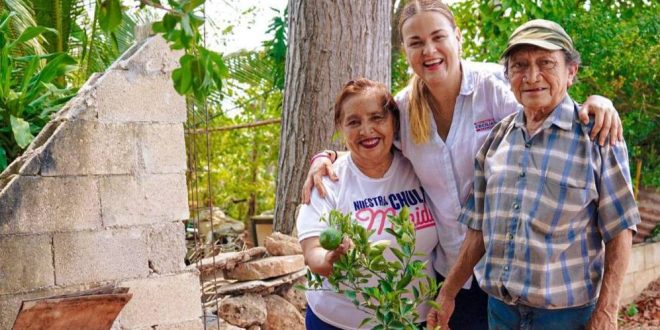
left=530, top=175, right=596, bottom=238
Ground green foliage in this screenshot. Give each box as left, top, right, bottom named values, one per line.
left=306, top=209, right=439, bottom=329
left=647, top=224, right=660, bottom=243
left=31, top=0, right=75, bottom=53
left=81, top=8, right=141, bottom=83
left=141, top=0, right=226, bottom=103
left=0, top=10, right=76, bottom=169
left=262, top=7, right=287, bottom=90
left=451, top=0, right=660, bottom=187
left=625, top=303, right=639, bottom=317
left=186, top=9, right=287, bottom=220
left=98, top=0, right=123, bottom=32
left=622, top=110, right=660, bottom=187
left=391, top=50, right=409, bottom=95
left=0, top=0, right=47, bottom=54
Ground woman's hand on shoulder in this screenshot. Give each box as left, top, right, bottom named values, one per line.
left=301, top=155, right=339, bottom=204
left=579, top=95, right=623, bottom=146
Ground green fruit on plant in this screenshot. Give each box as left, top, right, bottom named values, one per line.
left=320, top=227, right=343, bottom=250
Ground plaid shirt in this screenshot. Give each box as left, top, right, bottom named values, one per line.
left=460, top=95, right=640, bottom=309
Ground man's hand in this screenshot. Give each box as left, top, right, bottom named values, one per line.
left=578, top=95, right=623, bottom=146
left=427, top=292, right=454, bottom=330
left=301, top=156, right=338, bottom=204
left=586, top=308, right=617, bottom=330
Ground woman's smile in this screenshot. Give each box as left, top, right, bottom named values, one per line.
left=359, top=137, right=382, bottom=149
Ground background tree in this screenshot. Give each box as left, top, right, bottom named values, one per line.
left=273, top=0, right=392, bottom=234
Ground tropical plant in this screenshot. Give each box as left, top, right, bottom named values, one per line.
left=305, top=208, right=439, bottom=329
left=0, top=0, right=46, bottom=54
left=0, top=10, right=77, bottom=169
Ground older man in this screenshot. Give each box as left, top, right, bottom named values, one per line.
left=428, top=19, right=640, bottom=330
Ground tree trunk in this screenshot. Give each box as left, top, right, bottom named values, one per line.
left=274, top=0, right=392, bottom=234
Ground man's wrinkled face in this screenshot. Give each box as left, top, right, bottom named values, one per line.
left=507, top=46, right=577, bottom=114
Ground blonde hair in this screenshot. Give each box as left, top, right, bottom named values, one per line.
left=408, top=76, right=434, bottom=144
left=399, top=0, right=456, bottom=144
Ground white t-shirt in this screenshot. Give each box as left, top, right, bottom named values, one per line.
left=394, top=61, right=520, bottom=286
left=297, top=151, right=438, bottom=329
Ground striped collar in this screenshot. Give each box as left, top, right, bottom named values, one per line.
left=513, top=94, right=576, bottom=132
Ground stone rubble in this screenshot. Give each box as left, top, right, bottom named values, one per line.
left=224, top=255, right=305, bottom=281
left=264, top=232, right=303, bottom=256
left=197, top=232, right=308, bottom=330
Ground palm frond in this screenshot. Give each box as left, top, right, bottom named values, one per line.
left=73, top=6, right=142, bottom=84
left=223, top=50, right=275, bottom=91
left=1, top=0, right=46, bottom=54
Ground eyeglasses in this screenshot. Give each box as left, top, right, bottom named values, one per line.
left=508, top=58, right=558, bottom=75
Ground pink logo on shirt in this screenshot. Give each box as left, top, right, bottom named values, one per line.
left=355, top=205, right=435, bottom=235
left=474, top=118, right=496, bottom=132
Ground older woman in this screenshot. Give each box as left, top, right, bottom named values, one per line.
left=303, top=1, right=624, bottom=328
left=429, top=19, right=640, bottom=330
left=297, top=78, right=438, bottom=329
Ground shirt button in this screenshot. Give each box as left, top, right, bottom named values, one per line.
left=507, top=233, right=514, bottom=240
left=513, top=203, right=519, bottom=210
left=520, top=172, right=525, bottom=178
left=504, top=266, right=509, bottom=271
left=525, top=142, right=532, bottom=148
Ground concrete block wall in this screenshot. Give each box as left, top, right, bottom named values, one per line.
left=0, top=35, right=202, bottom=329
left=620, top=241, right=660, bottom=306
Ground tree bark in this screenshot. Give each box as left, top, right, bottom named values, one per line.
left=274, top=0, right=392, bottom=234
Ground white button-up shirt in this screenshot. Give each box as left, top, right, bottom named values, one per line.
left=395, top=61, right=521, bottom=286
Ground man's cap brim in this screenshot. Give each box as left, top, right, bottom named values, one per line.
left=501, top=39, right=564, bottom=59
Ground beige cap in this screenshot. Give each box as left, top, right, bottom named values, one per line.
left=501, top=19, right=574, bottom=59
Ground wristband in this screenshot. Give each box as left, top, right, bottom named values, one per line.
left=310, top=152, right=330, bottom=165
left=329, top=150, right=338, bottom=162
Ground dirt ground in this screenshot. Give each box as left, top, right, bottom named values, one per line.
left=620, top=278, right=660, bottom=330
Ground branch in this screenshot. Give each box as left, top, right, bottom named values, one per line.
left=186, top=118, right=281, bottom=135
left=139, top=0, right=179, bottom=15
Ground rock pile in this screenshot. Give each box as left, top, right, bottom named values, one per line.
left=196, top=232, right=307, bottom=330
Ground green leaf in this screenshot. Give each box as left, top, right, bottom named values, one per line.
left=172, top=54, right=193, bottom=94
left=0, top=12, right=16, bottom=31
left=397, top=273, right=413, bottom=291
left=344, top=290, right=356, bottom=301
left=183, top=0, right=206, bottom=12
left=98, top=0, right=123, bottom=31
left=10, top=115, right=34, bottom=149
left=0, top=147, right=7, bottom=170
left=379, top=280, right=393, bottom=293
left=625, top=303, right=639, bottom=317
left=10, top=26, right=52, bottom=47
left=358, top=317, right=372, bottom=328
left=390, top=247, right=405, bottom=262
